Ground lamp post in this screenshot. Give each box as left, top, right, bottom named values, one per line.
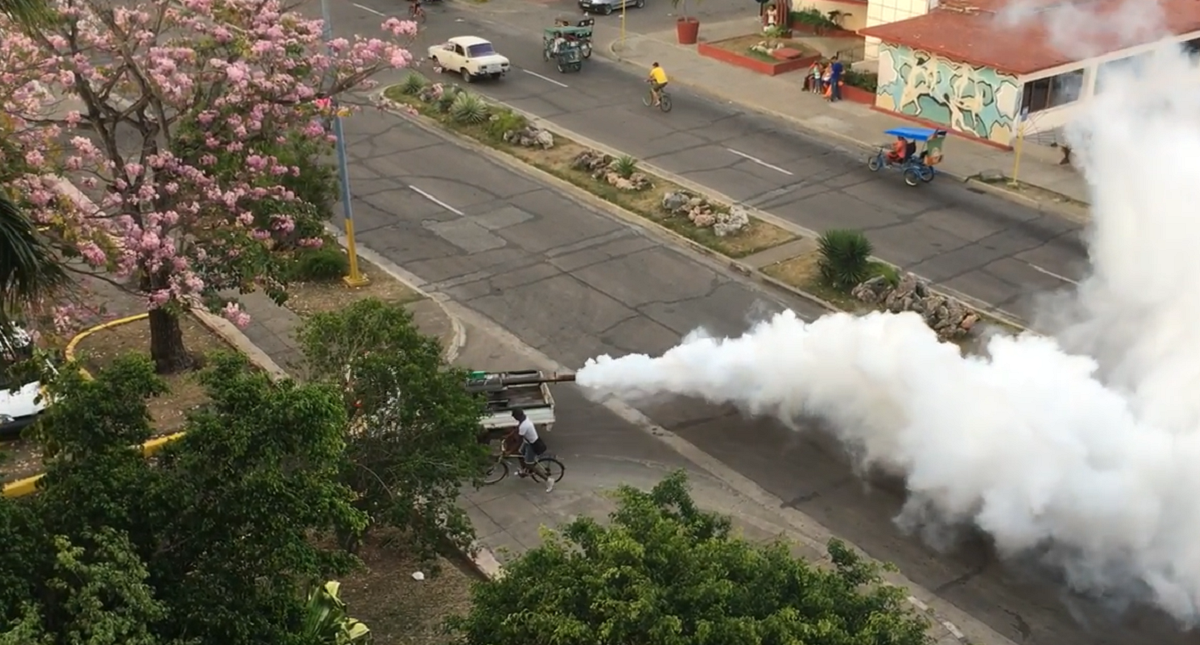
left=320, top=0, right=369, bottom=287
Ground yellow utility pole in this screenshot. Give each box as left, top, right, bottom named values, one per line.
left=1009, top=108, right=1027, bottom=188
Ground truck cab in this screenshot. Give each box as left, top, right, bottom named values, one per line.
left=1, top=326, right=51, bottom=437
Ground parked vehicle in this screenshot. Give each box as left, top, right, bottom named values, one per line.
left=579, top=0, right=644, bottom=15
left=428, top=36, right=511, bottom=83
left=0, top=326, right=53, bottom=438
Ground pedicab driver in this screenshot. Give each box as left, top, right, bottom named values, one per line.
left=885, top=135, right=910, bottom=164
left=647, top=62, right=669, bottom=107
left=508, top=408, right=554, bottom=492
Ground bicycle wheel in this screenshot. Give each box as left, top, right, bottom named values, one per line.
left=530, top=457, right=565, bottom=483
left=659, top=93, right=673, bottom=113
left=481, top=457, right=509, bottom=485
left=642, top=90, right=652, bottom=107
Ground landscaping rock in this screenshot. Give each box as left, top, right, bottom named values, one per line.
left=750, top=41, right=784, bottom=56
left=503, top=125, right=554, bottom=149
left=658, top=189, right=749, bottom=235
left=851, top=273, right=982, bottom=342
left=714, top=205, right=751, bottom=237
left=572, top=150, right=653, bottom=191
left=662, top=191, right=690, bottom=212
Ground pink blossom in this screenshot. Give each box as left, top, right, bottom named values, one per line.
left=221, top=301, right=251, bottom=328
left=382, top=18, right=419, bottom=37
left=148, top=289, right=171, bottom=307
left=297, top=237, right=324, bottom=248
left=79, top=241, right=107, bottom=266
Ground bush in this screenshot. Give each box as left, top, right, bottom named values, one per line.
left=613, top=155, right=638, bottom=178
left=789, top=6, right=837, bottom=29
left=843, top=69, right=878, bottom=93
left=291, top=246, right=348, bottom=282
left=450, top=92, right=489, bottom=125
left=486, top=109, right=527, bottom=141
left=436, top=86, right=463, bottom=113
left=817, top=229, right=873, bottom=291
left=399, top=72, right=427, bottom=95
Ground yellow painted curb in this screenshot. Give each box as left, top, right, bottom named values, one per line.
left=3, top=313, right=187, bottom=499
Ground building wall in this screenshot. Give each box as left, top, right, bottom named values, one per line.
left=875, top=43, right=1022, bottom=145
left=863, top=0, right=932, bottom=59
left=798, top=0, right=868, bottom=31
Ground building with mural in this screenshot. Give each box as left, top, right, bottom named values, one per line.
left=858, top=0, right=1200, bottom=147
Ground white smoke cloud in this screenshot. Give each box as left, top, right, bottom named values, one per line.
left=575, top=1, right=1200, bottom=624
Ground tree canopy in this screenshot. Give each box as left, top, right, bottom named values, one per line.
left=298, top=297, right=489, bottom=560
left=448, top=470, right=932, bottom=645
left=0, top=352, right=366, bottom=645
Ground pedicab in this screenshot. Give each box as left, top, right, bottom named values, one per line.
left=544, top=17, right=594, bottom=60
left=867, top=126, right=947, bottom=187
left=544, top=34, right=585, bottom=73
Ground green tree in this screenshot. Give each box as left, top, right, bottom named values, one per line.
left=0, top=352, right=368, bottom=645
left=298, top=298, right=488, bottom=560
left=448, top=471, right=931, bottom=645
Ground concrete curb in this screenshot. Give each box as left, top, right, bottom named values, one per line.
left=322, top=225, right=468, bottom=365
left=602, top=38, right=1090, bottom=225
left=379, top=89, right=1029, bottom=332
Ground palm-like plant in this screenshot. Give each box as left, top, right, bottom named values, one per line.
left=1, top=0, right=53, bottom=26
left=0, top=193, right=69, bottom=342
left=300, top=581, right=372, bottom=645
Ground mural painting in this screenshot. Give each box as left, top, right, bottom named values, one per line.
left=876, top=43, right=1022, bottom=145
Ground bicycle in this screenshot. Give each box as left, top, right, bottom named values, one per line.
left=481, top=448, right=565, bottom=486
left=408, top=2, right=426, bottom=22
left=642, top=81, right=672, bottom=113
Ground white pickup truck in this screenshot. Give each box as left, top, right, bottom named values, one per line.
left=1, top=327, right=51, bottom=437
left=468, top=370, right=575, bottom=441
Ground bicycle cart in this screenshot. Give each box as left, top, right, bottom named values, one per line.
left=866, top=126, right=947, bottom=187
left=544, top=18, right=594, bottom=59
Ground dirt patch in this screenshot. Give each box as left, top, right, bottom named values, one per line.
left=383, top=83, right=797, bottom=259
left=286, top=257, right=425, bottom=317
left=3, top=313, right=233, bottom=485
left=340, top=531, right=478, bottom=645
left=762, top=251, right=867, bottom=312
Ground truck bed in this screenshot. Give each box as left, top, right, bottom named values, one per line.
left=469, top=370, right=557, bottom=431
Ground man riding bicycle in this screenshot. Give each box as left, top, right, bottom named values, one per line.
left=506, top=408, right=554, bottom=492
left=647, top=62, right=668, bottom=107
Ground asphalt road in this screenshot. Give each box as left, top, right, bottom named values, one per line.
left=327, top=0, right=1089, bottom=321
left=327, top=97, right=1191, bottom=644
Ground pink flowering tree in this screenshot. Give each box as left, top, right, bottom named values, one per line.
left=0, top=0, right=417, bottom=372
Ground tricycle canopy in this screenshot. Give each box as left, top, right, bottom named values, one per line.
left=883, top=126, right=947, bottom=142
left=545, top=25, right=594, bottom=38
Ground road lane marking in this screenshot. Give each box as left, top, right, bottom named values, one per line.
left=353, top=3, right=385, bottom=16
left=1027, top=262, right=1078, bottom=285
left=410, top=185, right=464, bottom=216
left=725, top=148, right=794, bottom=176
left=522, top=69, right=569, bottom=88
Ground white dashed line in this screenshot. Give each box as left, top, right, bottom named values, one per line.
left=410, top=185, right=464, bottom=216
left=1027, top=262, right=1079, bottom=285
left=522, top=69, right=570, bottom=88
left=725, top=148, right=794, bottom=176
left=353, top=3, right=385, bottom=16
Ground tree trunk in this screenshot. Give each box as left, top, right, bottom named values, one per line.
left=148, top=308, right=193, bottom=374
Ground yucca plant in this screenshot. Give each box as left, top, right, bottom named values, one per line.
left=399, top=72, right=427, bottom=95
left=450, top=92, right=489, bottom=124
left=816, top=229, right=873, bottom=292
left=301, top=580, right=372, bottom=645
left=613, top=155, right=638, bottom=179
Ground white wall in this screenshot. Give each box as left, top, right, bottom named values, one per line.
left=864, top=0, right=932, bottom=59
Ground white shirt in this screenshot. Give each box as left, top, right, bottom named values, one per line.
left=517, top=418, right=539, bottom=443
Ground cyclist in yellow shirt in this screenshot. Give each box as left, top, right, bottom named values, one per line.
left=647, top=62, right=668, bottom=107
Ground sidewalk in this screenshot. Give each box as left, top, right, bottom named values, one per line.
left=596, top=17, right=1090, bottom=207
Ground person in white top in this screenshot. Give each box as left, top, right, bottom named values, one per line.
left=509, top=408, right=553, bottom=492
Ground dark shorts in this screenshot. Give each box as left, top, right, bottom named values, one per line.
left=651, top=81, right=667, bottom=91
left=521, top=438, right=547, bottom=464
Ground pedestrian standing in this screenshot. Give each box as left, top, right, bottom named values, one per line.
left=807, top=60, right=822, bottom=93
left=829, top=55, right=844, bottom=102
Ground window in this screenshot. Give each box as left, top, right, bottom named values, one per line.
left=1096, top=53, right=1150, bottom=93
left=1020, top=69, right=1084, bottom=114
left=467, top=43, right=496, bottom=57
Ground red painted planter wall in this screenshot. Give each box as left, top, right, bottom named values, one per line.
left=841, top=84, right=875, bottom=105
left=697, top=41, right=819, bottom=77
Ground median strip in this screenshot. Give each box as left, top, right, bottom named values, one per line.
left=380, top=73, right=1028, bottom=349
left=382, top=74, right=796, bottom=260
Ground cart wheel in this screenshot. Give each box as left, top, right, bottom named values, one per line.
left=531, top=457, right=566, bottom=483
left=903, top=167, right=920, bottom=187
left=867, top=154, right=882, bottom=171
left=920, top=165, right=935, bottom=182
left=543, top=48, right=550, bottom=61
left=636, top=0, right=645, bottom=7
left=557, top=62, right=566, bottom=73
left=601, top=3, right=612, bottom=13
left=481, top=457, right=509, bottom=485
left=581, top=42, right=592, bottom=58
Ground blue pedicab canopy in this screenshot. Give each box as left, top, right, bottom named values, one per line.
left=883, top=126, right=947, bottom=141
